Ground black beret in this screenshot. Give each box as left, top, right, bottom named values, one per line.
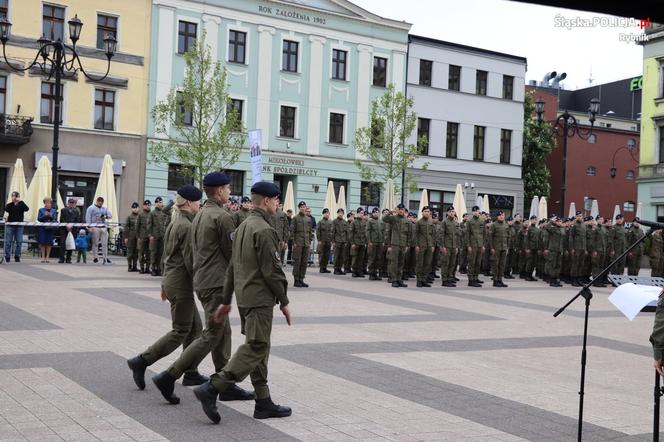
left=382, top=209, right=390, bottom=213
left=347, top=213, right=353, bottom=219
left=322, top=208, right=329, bottom=214
left=513, top=213, right=521, bottom=218
left=229, top=197, right=238, bottom=205
left=595, top=215, right=603, bottom=220
left=530, top=215, right=537, bottom=220
left=250, top=181, right=280, bottom=198
left=496, top=210, right=504, bottom=216
left=357, top=207, right=364, bottom=213
left=584, top=216, right=593, bottom=221
left=371, top=207, right=379, bottom=214
left=447, top=206, right=455, bottom=212
left=575, top=210, right=582, bottom=216
left=241, top=196, right=251, bottom=204
left=472, top=205, right=480, bottom=211
left=396, top=203, right=405, bottom=209
left=154, top=196, right=163, bottom=203
left=177, top=184, right=203, bottom=202
left=131, top=202, right=139, bottom=208
left=634, top=217, right=641, bottom=222
left=422, top=206, right=430, bottom=211
left=298, top=201, right=307, bottom=207
left=507, top=216, right=513, bottom=221
left=462, top=213, right=468, bottom=217
left=143, top=200, right=151, bottom=205
left=337, top=208, right=345, bottom=213
left=203, top=172, right=230, bottom=187
left=615, top=214, right=623, bottom=220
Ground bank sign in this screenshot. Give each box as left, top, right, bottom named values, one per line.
left=262, top=155, right=319, bottom=176
left=629, top=76, right=642, bottom=91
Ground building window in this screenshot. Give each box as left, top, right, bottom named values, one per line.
left=228, top=31, right=246, bottom=64
left=328, top=179, right=348, bottom=202
left=373, top=56, right=387, bottom=87
left=360, top=181, right=381, bottom=208
left=0, top=75, right=6, bottom=114
left=94, top=89, right=115, bottom=130
left=228, top=99, right=243, bottom=130
left=476, top=70, right=488, bottom=95
left=96, top=14, right=118, bottom=50
left=332, top=49, right=347, bottom=80
left=167, top=163, right=194, bottom=191
left=446, top=122, right=458, bottom=158
left=502, top=75, right=514, bottom=99
left=448, top=65, right=461, bottom=91
left=282, top=40, right=298, bottom=72
left=0, top=0, right=8, bottom=19
left=425, top=189, right=455, bottom=214
left=500, top=129, right=512, bottom=164
left=419, top=59, right=432, bottom=86
left=176, top=91, right=193, bottom=126
left=659, top=60, right=664, bottom=98
left=40, top=82, right=62, bottom=124
left=329, top=112, right=345, bottom=144
left=660, top=125, right=664, bottom=163
left=177, top=21, right=197, bottom=54
left=626, top=170, right=635, bottom=181
left=623, top=201, right=635, bottom=212
left=225, top=169, right=245, bottom=197
left=43, top=5, right=65, bottom=42
left=279, top=106, right=296, bottom=138
left=657, top=205, right=664, bottom=223
left=586, top=166, right=596, bottom=176
left=473, top=125, right=485, bottom=161
left=417, top=118, right=430, bottom=155
left=370, top=118, right=384, bottom=149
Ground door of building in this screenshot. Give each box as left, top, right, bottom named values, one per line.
left=273, top=174, right=296, bottom=198
left=59, top=175, right=98, bottom=219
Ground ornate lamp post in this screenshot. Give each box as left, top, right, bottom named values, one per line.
left=610, top=138, right=638, bottom=178
left=0, top=15, right=116, bottom=208
left=535, top=96, right=600, bottom=215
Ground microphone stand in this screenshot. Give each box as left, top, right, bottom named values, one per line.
left=554, top=226, right=654, bottom=441
left=655, top=370, right=663, bottom=442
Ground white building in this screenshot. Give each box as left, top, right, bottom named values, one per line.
left=406, top=35, right=527, bottom=217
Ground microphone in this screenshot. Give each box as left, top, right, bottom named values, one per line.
left=636, top=219, right=664, bottom=230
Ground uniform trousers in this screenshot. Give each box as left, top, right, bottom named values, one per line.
left=546, top=251, right=562, bottom=280
left=627, top=253, right=643, bottom=276
left=126, top=234, right=138, bottom=267
left=351, top=244, right=366, bottom=274
left=138, top=237, right=150, bottom=268
left=367, top=243, right=383, bottom=274
left=388, top=246, right=406, bottom=281
left=415, top=247, right=433, bottom=282
left=468, top=246, right=483, bottom=280
left=491, top=249, right=507, bottom=282
left=150, top=237, right=164, bottom=272
left=292, top=244, right=310, bottom=281
left=440, top=248, right=458, bottom=280
left=333, top=242, right=346, bottom=270
left=318, top=241, right=331, bottom=270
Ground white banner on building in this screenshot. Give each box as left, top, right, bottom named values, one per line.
left=249, top=129, right=262, bottom=184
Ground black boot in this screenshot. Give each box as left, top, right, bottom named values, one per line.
left=193, top=381, right=221, bottom=424
left=152, top=372, right=180, bottom=404
left=571, top=278, right=581, bottom=287
left=417, top=281, right=424, bottom=287
left=333, top=269, right=343, bottom=275
left=550, top=279, right=563, bottom=287
left=182, top=371, right=209, bottom=386
left=151, top=268, right=158, bottom=277
left=398, top=280, right=408, bottom=288
left=254, top=397, right=292, bottom=419
left=468, top=280, right=481, bottom=287
left=293, top=280, right=303, bottom=287
left=131, top=265, right=139, bottom=272
left=218, top=384, right=255, bottom=401
left=127, top=355, right=148, bottom=390
left=391, top=281, right=400, bottom=288
left=300, top=280, right=309, bottom=288
left=128, top=264, right=133, bottom=272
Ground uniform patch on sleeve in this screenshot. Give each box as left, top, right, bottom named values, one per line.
left=230, top=231, right=236, bottom=241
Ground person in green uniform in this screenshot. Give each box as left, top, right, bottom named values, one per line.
left=651, top=228, right=664, bottom=277
left=292, top=201, right=312, bottom=287
left=544, top=215, right=564, bottom=287
left=489, top=211, right=509, bottom=287
left=439, top=207, right=459, bottom=287
left=380, top=209, right=391, bottom=278
left=536, top=219, right=548, bottom=280
left=332, top=208, right=347, bottom=275
left=523, top=215, right=539, bottom=281
left=124, top=202, right=141, bottom=272
left=588, top=215, right=606, bottom=287
left=270, top=203, right=289, bottom=267
left=150, top=172, right=253, bottom=405
left=233, top=196, right=253, bottom=226
left=610, top=214, right=628, bottom=274
left=458, top=213, right=469, bottom=274
left=414, top=206, right=434, bottom=287
left=344, top=212, right=354, bottom=274
left=366, top=208, right=384, bottom=281
left=148, top=197, right=169, bottom=276
left=466, top=206, right=485, bottom=287
left=194, top=181, right=292, bottom=424
left=505, top=215, right=517, bottom=279
left=126, top=185, right=206, bottom=396
left=560, top=218, right=572, bottom=284
left=316, top=208, right=333, bottom=273
left=382, top=203, right=410, bottom=287
left=137, top=200, right=152, bottom=274
left=350, top=208, right=367, bottom=278
left=627, top=218, right=645, bottom=275
left=405, top=213, right=418, bottom=279
left=569, top=211, right=587, bottom=287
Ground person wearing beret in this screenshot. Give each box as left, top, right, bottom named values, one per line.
left=466, top=206, right=485, bottom=287
left=488, top=211, right=509, bottom=287
left=316, top=208, right=333, bottom=273
left=366, top=207, right=384, bottom=281
left=292, top=201, right=313, bottom=287
left=234, top=196, right=253, bottom=226
left=568, top=211, right=587, bottom=287
left=195, top=181, right=292, bottom=424
left=414, top=206, right=435, bottom=287
left=137, top=200, right=152, bottom=274
left=127, top=185, right=206, bottom=397
left=332, top=208, right=348, bottom=275
left=147, top=196, right=169, bottom=276
left=148, top=172, right=254, bottom=404
left=350, top=208, right=368, bottom=278
left=382, top=203, right=410, bottom=287
left=610, top=214, right=627, bottom=275
left=627, top=218, right=645, bottom=276
left=124, top=202, right=141, bottom=272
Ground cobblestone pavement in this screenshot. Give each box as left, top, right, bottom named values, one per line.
left=0, top=259, right=657, bottom=441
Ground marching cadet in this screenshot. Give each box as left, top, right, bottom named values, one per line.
left=610, top=214, right=628, bottom=275
left=524, top=215, right=539, bottom=281
left=148, top=197, right=170, bottom=276
left=380, top=209, right=391, bottom=278
left=651, top=228, right=664, bottom=277
left=458, top=213, right=469, bottom=274
left=137, top=200, right=152, bottom=274
left=124, top=202, right=141, bottom=272
left=233, top=196, right=253, bottom=226
left=489, top=211, right=509, bottom=287
left=366, top=208, right=384, bottom=281
left=627, top=218, right=645, bottom=276
left=544, top=215, right=564, bottom=287
left=126, top=185, right=206, bottom=396
left=439, top=207, right=459, bottom=287
left=344, top=212, right=354, bottom=274
left=270, top=203, right=290, bottom=266
left=382, top=204, right=410, bottom=287
left=350, top=208, right=368, bottom=278
left=570, top=211, right=587, bottom=287
left=414, top=206, right=434, bottom=287
left=466, top=206, right=485, bottom=287
left=194, top=181, right=292, bottom=424
left=332, top=209, right=347, bottom=275
left=316, top=208, right=333, bottom=273
left=292, top=201, right=313, bottom=287
left=589, top=215, right=607, bottom=287
left=149, top=172, right=253, bottom=405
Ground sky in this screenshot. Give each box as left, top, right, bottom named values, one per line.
left=351, top=0, right=645, bottom=90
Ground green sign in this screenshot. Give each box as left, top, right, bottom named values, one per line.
left=629, top=76, right=642, bottom=91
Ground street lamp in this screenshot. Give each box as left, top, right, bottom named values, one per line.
left=610, top=138, right=638, bottom=179
left=0, top=15, right=116, bottom=208
left=535, top=96, right=600, bottom=215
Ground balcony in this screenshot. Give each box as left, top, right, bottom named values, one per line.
left=0, top=114, right=34, bottom=145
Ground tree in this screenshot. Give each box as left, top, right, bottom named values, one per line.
left=149, top=33, right=245, bottom=187
left=522, top=91, right=556, bottom=212
left=353, top=83, right=428, bottom=200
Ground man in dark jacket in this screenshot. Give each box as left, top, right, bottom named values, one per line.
left=4, top=191, right=29, bottom=262
left=59, top=198, right=81, bottom=264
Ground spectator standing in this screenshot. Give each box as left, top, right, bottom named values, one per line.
left=58, top=198, right=81, bottom=264
left=86, top=196, right=112, bottom=264
left=37, top=197, right=57, bottom=263
left=3, top=191, right=29, bottom=262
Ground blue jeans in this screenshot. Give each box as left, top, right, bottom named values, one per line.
left=4, top=226, right=24, bottom=258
